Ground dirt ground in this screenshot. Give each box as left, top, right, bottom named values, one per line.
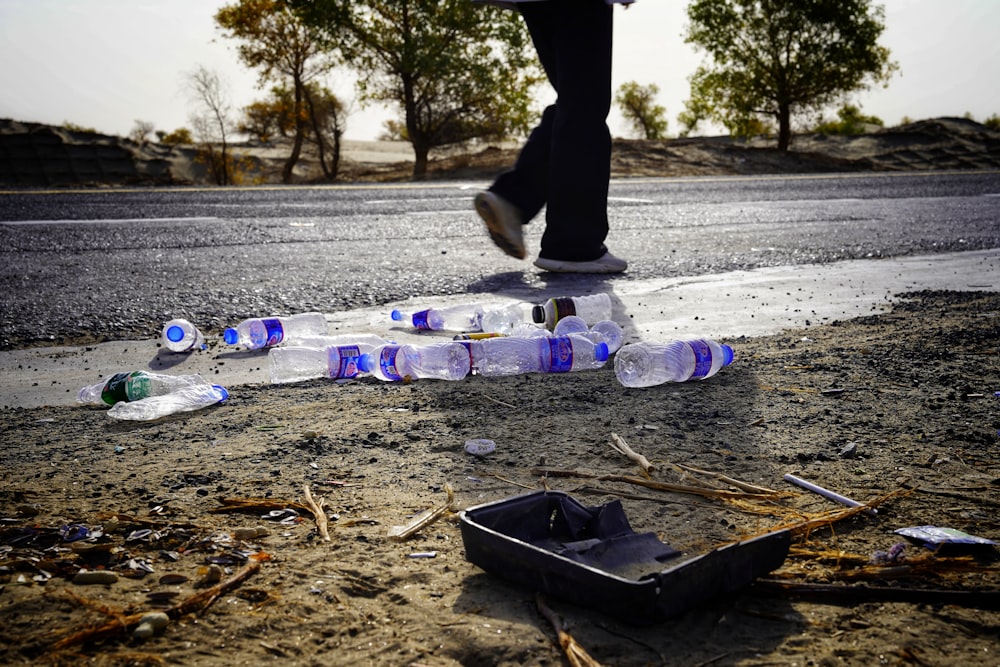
left=1, top=289, right=998, bottom=666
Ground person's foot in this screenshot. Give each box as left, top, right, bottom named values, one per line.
left=474, top=191, right=526, bottom=260
left=533, top=251, right=628, bottom=274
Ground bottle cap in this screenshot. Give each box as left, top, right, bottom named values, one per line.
left=166, top=324, right=185, bottom=343
left=595, top=342, right=609, bottom=362
left=358, top=353, right=374, bottom=373
left=212, top=385, right=229, bottom=402
left=721, top=344, right=735, bottom=366
left=531, top=305, right=545, bottom=323
left=390, top=310, right=403, bottom=321
left=223, top=328, right=239, bottom=345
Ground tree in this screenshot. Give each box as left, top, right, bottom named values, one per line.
left=216, top=0, right=338, bottom=183
left=813, top=103, right=883, bottom=135
left=684, top=0, right=898, bottom=150
left=615, top=82, right=668, bottom=140
left=186, top=65, right=237, bottom=185
left=129, top=120, right=155, bottom=144
left=156, top=128, right=195, bottom=145
left=293, top=0, right=541, bottom=179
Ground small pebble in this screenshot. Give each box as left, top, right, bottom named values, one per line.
left=73, top=570, right=119, bottom=585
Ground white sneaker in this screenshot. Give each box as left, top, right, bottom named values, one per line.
left=533, top=251, right=628, bottom=274
left=475, top=191, right=526, bottom=260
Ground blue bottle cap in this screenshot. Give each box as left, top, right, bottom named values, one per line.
left=595, top=342, right=609, bottom=362
left=166, top=324, right=185, bottom=343
left=358, top=353, right=374, bottom=373
left=223, top=328, right=239, bottom=345
left=721, top=344, right=735, bottom=366
left=212, top=385, right=229, bottom=402
left=390, top=310, right=403, bottom=321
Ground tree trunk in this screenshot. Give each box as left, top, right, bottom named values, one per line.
left=283, top=83, right=306, bottom=184
left=412, top=141, right=429, bottom=180
left=777, top=102, right=791, bottom=152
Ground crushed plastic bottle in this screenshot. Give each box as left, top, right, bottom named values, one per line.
left=614, top=339, right=734, bottom=388
left=480, top=304, right=525, bottom=334
left=78, top=371, right=213, bottom=406
left=268, top=344, right=376, bottom=384
left=162, top=319, right=206, bottom=353
left=359, top=342, right=471, bottom=381
left=391, top=303, right=484, bottom=332
left=476, top=334, right=609, bottom=376
left=532, top=293, right=612, bottom=330
left=223, top=312, right=327, bottom=349
left=107, top=383, right=228, bottom=421
left=552, top=316, right=623, bottom=353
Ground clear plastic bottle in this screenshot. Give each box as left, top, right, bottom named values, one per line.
left=359, top=342, right=471, bottom=381
left=476, top=334, right=609, bottom=376
left=614, top=339, right=734, bottom=388
left=480, top=304, right=525, bottom=334
left=588, top=320, right=625, bottom=353
left=78, top=371, right=212, bottom=406
left=107, top=383, right=228, bottom=421
left=282, top=332, right=387, bottom=348
left=162, top=318, right=206, bottom=353
left=532, top=293, right=612, bottom=330
left=268, top=344, right=375, bottom=384
left=223, top=312, right=327, bottom=349
left=456, top=339, right=486, bottom=375
left=391, top=304, right=484, bottom=332
left=552, top=315, right=589, bottom=337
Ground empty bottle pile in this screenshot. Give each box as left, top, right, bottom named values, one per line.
left=77, top=293, right=733, bottom=420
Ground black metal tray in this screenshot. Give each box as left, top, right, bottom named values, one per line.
left=459, top=490, right=790, bottom=625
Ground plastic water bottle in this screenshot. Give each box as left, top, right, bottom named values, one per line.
left=282, top=333, right=387, bottom=348
left=391, top=304, right=483, bottom=332
left=223, top=312, right=327, bottom=349
left=480, top=304, right=525, bottom=334
left=476, top=335, right=609, bottom=376
left=532, top=293, right=612, bottom=330
left=162, top=318, right=206, bottom=353
left=553, top=316, right=623, bottom=353
left=456, top=339, right=486, bottom=375
left=78, top=371, right=213, bottom=406
left=359, top=342, right=471, bottom=381
left=107, top=383, right=228, bottom=421
left=614, top=339, right=734, bottom=388
left=268, top=344, right=375, bottom=384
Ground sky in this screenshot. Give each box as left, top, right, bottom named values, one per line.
left=1, top=0, right=998, bottom=142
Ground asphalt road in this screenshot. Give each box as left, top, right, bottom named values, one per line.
left=1, top=171, right=999, bottom=349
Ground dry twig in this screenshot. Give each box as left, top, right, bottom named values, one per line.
left=302, top=484, right=331, bottom=541
left=536, top=594, right=604, bottom=667
left=388, top=483, right=454, bottom=541
left=609, top=433, right=654, bottom=474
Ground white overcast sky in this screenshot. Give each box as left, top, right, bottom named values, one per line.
left=1, top=0, right=998, bottom=141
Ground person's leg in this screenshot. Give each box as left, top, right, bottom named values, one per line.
left=538, top=0, right=614, bottom=262
left=487, top=4, right=559, bottom=223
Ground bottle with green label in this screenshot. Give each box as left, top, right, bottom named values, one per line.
left=77, top=371, right=212, bottom=406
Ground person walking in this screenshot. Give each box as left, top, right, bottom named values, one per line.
left=473, top=0, right=634, bottom=274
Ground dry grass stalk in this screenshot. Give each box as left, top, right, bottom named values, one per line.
left=533, top=468, right=783, bottom=502
left=302, top=484, right=331, bottom=541
left=536, top=594, right=605, bottom=667
left=388, top=483, right=455, bottom=541
left=609, top=432, right=654, bottom=474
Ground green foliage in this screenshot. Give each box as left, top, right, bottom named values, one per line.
left=684, top=0, right=898, bottom=150
left=216, top=0, right=339, bottom=182
left=61, top=122, right=98, bottom=134
left=240, top=86, right=299, bottom=142
left=293, top=0, right=542, bottom=178
left=156, top=128, right=195, bottom=145
left=813, top=104, right=884, bottom=135
left=615, top=81, right=668, bottom=140
left=985, top=114, right=1000, bottom=131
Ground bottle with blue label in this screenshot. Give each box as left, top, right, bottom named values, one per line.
left=476, top=334, right=609, bottom=377
left=391, top=303, right=484, bottom=332
left=268, top=343, right=376, bottom=384
left=614, top=339, right=734, bottom=388
left=223, top=312, right=327, bottom=349
left=359, top=342, right=471, bottom=381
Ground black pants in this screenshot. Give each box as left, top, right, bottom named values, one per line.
left=489, top=0, right=614, bottom=262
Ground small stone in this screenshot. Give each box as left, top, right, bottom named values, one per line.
left=73, top=570, right=119, bottom=585
left=840, top=442, right=858, bottom=459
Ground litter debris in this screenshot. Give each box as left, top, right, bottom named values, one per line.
left=388, top=484, right=454, bottom=541
left=460, top=490, right=790, bottom=624
left=464, top=438, right=496, bottom=457
left=894, top=526, right=998, bottom=549
left=783, top=472, right=877, bottom=516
